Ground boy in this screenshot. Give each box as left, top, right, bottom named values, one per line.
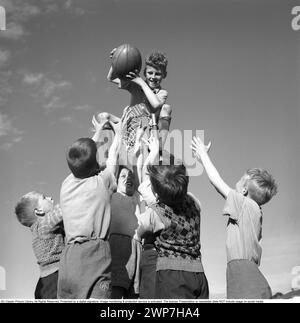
left=15, top=192, right=65, bottom=299
left=191, top=136, right=278, bottom=299
left=137, top=134, right=209, bottom=299
left=109, top=166, right=142, bottom=298
left=57, top=116, right=122, bottom=299
left=107, top=50, right=172, bottom=152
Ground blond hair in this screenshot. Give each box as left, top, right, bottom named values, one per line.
left=246, top=168, right=278, bottom=205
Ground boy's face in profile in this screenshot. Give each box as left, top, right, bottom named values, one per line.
left=145, top=66, right=164, bottom=90
left=235, top=174, right=250, bottom=195
left=117, top=168, right=135, bottom=196
left=36, top=193, right=54, bottom=215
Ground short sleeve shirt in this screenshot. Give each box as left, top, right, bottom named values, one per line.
left=60, top=168, right=116, bottom=243
left=223, top=190, right=263, bottom=265
left=137, top=207, right=168, bottom=236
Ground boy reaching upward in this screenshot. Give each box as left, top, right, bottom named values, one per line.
left=191, top=136, right=278, bottom=299
left=15, top=192, right=65, bottom=299
left=58, top=116, right=123, bottom=299
left=136, top=133, right=209, bottom=299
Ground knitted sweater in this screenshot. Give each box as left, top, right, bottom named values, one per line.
left=30, top=205, right=65, bottom=277
left=151, top=195, right=204, bottom=272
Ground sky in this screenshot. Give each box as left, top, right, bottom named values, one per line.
left=0, top=0, right=299, bottom=299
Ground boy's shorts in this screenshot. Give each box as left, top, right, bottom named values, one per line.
left=139, top=245, right=158, bottom=299
left=35, top=270, right=58, bottom=299
left=227, top=259, right=272, bottom=299
left=155, top=269, right=209, bottom=299
left=109, top=234, right=142, bottom=295
left=57, top=238, right=111, bottom=299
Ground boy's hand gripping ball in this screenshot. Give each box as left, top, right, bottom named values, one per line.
left=111, top=44, right=142, bottom=79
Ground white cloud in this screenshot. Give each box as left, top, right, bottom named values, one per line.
left=43, top=96, right=68, bottom=110
left=0, top=0, right=40, bottom=21
left=41, top=79, right=71, bottom=99
left=2, top=22, right=27, bottom=40
left=23, top=72, right=44, bottom=85
left=0, top=0, right=39, bottom=40
left=74, top=104, right=93, bottom=111
left=0, top=113, right=13, bottom=137
left=21, top=71, right=72, bottom=111
left=0, top=49, right=11, bottom=68
left=65, top=0, right=73, bottom=9
left=0, top=112, right=23, bottom=150
left=60, top=116, right=73, bottom=123
left=0, top=70, right=13, bottom=105
left=0, top=0, right=87, bottom=41
left=0, top=141, right=13, bottom=150
left=62, top=0, right=86, bottom=15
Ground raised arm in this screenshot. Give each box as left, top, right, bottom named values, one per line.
left=107, top=48, right=121, bottom=86
left=191, top=136, right=231, bottom=199
left=158, top=104, right=172, bottom=150
left=141, top=130, right=160, bottom=183
left=35, top=204, right=63, bottom=237
left=126, top=71, right=164, bottom=113
left=105, top=119, right=122, bottom=177
left=131, top=122, right=147, bottom=186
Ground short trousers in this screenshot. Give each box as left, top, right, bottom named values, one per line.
left=155, top=269, right=209, bottom=299
left=57, top=238, right=111, bottom=299
left=227, top=259, right=272, bottom=299
left=35, top=270, right=58, bottom=299
left=139, top=246, right=158, bottom=299
left=109, top=234, right=142, bottom=294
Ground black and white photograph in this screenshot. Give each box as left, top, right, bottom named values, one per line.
left=0, top=0, right=299, bottom=304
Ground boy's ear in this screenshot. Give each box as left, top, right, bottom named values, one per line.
left=163, top=71, right=167, bottom=79
left=34, top=208, right=45, bottom=217
left=242, top=187, right=248, bottom=196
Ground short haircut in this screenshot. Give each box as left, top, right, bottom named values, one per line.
left=246, top=168, right=278, bottom=205
left=117, top=165, right=131, bottom=179
left=144, top=52, right=168, bottom=77
left=147, top=163, right=189, bottom=207
left=15, top=191, right=40, bottom=227
left=66, top=138, right=99, bottom=179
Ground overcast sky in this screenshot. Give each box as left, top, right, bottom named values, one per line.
left=0, top=0, right=299, bottom=298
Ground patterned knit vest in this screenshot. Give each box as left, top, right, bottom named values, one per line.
left=150, top=195, right=201, bottom=262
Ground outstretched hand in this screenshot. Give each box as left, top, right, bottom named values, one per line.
left=191, top=136, right=212, bottom=159
left=92, top=115, right=107, bottom=133
left=133, top=120, right=147, bottom=155
left=142, top=132, right=160, bottom=154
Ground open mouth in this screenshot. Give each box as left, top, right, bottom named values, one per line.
left=126, top=181, right=133, bottom=188
left=102, top=122, right=113, bottom=130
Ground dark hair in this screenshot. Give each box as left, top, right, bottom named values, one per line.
left=246, top=168, right=278, bottom=205
left=144, top=52, right=168, bottom=77
left=147, top=164, right=189, bottom=207
left=66, top=138, right=99, bottom=179
left=116, top=165, right=132, bottom=181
